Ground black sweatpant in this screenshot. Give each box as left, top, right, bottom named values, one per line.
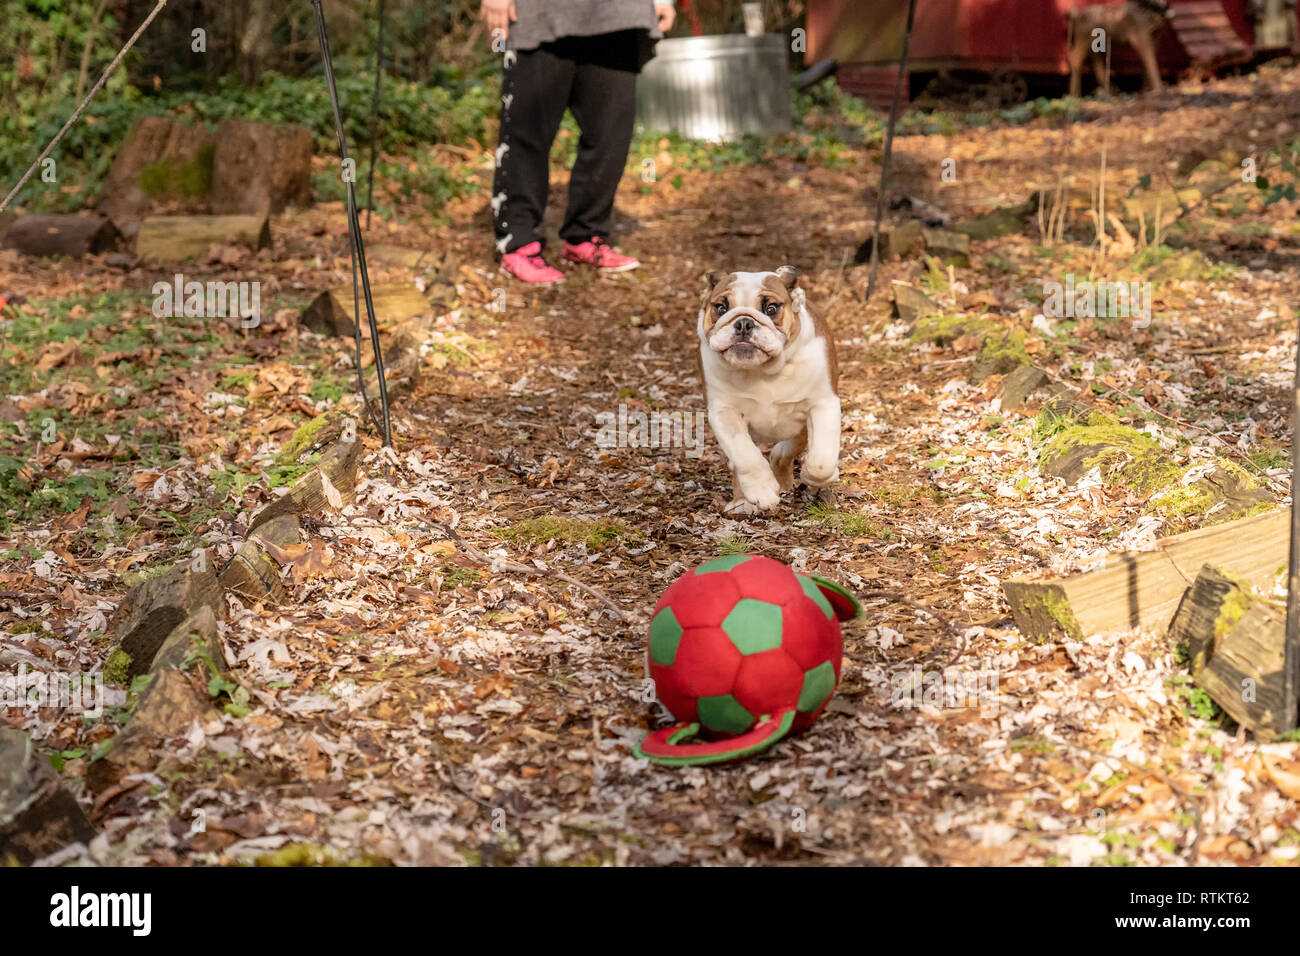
left=492, top=30, right=641, bottom=256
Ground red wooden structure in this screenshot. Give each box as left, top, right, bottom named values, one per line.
left=805, top=0, right=1294, bottom=107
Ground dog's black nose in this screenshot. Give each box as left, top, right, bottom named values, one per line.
left=733, top=316, right=755, bottom=338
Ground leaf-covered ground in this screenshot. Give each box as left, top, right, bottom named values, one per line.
left=6, top=66, right=1300, bottom=866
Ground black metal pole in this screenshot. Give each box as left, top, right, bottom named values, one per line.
left=1286, top=323, right=1300, bottom=730
left=865, top=0, right=918, bottom=305
left=312, top=0, right=392, bottom=449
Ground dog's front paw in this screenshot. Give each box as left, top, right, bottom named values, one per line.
left=735, top=469, right=781, bottom=512
left=801, top=459, right=840, bottom=488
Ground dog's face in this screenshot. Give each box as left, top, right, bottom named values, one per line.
left=700, top=267, right=805, bottom=370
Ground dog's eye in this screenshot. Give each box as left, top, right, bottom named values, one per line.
left=713, top=301, right=728, bottom=318
left=763, top=302, right=780, bottom=317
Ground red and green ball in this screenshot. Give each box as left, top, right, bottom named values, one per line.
left=636, top=554, right=860, bottom=766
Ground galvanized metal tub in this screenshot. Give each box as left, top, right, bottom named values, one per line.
left=637, top=34, right=792, bottom=142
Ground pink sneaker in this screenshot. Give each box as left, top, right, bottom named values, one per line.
left=501, top=241, right=564, bottom=284
left=562, top=237, right=640, bottom=272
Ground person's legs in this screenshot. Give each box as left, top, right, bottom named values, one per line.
left=493, top=43, right=575, bottom=255
left=559, top=30, right=640, bottom=246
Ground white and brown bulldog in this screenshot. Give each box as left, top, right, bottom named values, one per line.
left=698, top=267, right=841, bottom=515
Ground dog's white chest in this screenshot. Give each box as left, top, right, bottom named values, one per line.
left=707, top=339, right=833, bottom=443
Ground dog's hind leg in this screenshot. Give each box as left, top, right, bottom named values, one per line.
left=769, top=429, right=808, bottom=492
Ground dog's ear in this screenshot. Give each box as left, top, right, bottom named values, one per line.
left=705, top=270, right=729, bottom=290
left=775, top=265, right=801, bottom=290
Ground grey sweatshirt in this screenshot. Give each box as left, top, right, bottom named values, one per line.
left=506, top=0, right=672, bottom=51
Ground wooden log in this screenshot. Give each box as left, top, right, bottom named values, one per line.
left=273, top=406, right=352, bottom=466
left=921, top=227, right=971, bottom=267
left=998, top=365, right=1061, bottom=410
left=247, top=436, right=361, bottom=534
left=854, top=220, right=924, bottom=264
left=220, top=512, right=301, bottom=605
left=148, top=605, right=227, bottom=678
left=135, top=214, right=270, bottom=262
left=107, top=560, right=222, bottom=681
left=1168, top=565, right=1287, bottom=738
left=955, top=199, right=1033, bottom=240
left=299, top=283, right=431, bottom=338
left=367, top=244, right=437, bottom=270
left=0, top=729, right=96, bottom=864
left=209, top=119, right=313, bottom=217
left=1003, top=509, right=1290, bottom=641
left=86, top=608, right=225, bottom=795
left=1, top=214, right=119, bottom=258
left=890, top=281, right=938, bottom=325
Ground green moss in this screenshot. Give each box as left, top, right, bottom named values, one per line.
left=274, top=411, right=344, bottom=466
left=1019, top=586, right=1082, bottom=641
left=973, top=328, right=1032, bottom=378
left=138, top=144, right=215, bottom=198
left=121, top=562, right=174, bottom=589
left=496, top=516, right=637, bottom=550
left=253, top=843, right=390, bottom=867
left=1149, top=482, right=1216, bottom=522
left=103, top=647, right=132, bottom=686
left=1213, top=586, right=1250, bottom=642
left=909, top=313, right=994, bottom=347
left=1040, top=415, right=1179, bottom=492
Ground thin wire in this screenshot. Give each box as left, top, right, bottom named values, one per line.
left=312, top=0, right=392, bottom=448
left=865, top=0, right=918, bottom=304
left=365, top=0, right=386, bottom=229
left=0, top=0, right=169, bottom=213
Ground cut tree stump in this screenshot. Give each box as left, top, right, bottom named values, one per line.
left=1003, top=508, right=1289, bottom=640
left=0, top=728, right=96, bottom=864
left=299, top=283, right=431, bottom=338
left=210, top=119, right=313, bottom=217
left=1168, top=565, right=1287, bottom=738
left=220, top=512, right=301, bottom=606
left=99, top=116, right=217, bottom=227
left=2, top=214, right=119, bottom=258
left=135, top=214, right=270, bottom=262
left=108, top=561, right=222, bottom=681
left=248, top=436, right=361, bottom=534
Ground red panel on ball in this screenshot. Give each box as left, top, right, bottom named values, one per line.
left=782, top=595, right=843, bottom=672
left=668, top=626, right=743, bottom=698
left=732, top=649, right=807, bottom=718
left=649, top=667, right=698, bottom=725
left=661, top=572, right=743, bottom=628
left=727, top=555, right=807, bottom=605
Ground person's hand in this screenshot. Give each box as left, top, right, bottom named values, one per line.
left=480, top=0, right=517, bottom=40
left=655, top=3, right=676, bottom=32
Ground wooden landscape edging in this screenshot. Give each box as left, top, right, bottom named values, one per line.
left=86, top=428, right=364, bottom=802
left=1168, top=565, right=1287, bottom=738
left=1003, top=509, right=1290, bottom=641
